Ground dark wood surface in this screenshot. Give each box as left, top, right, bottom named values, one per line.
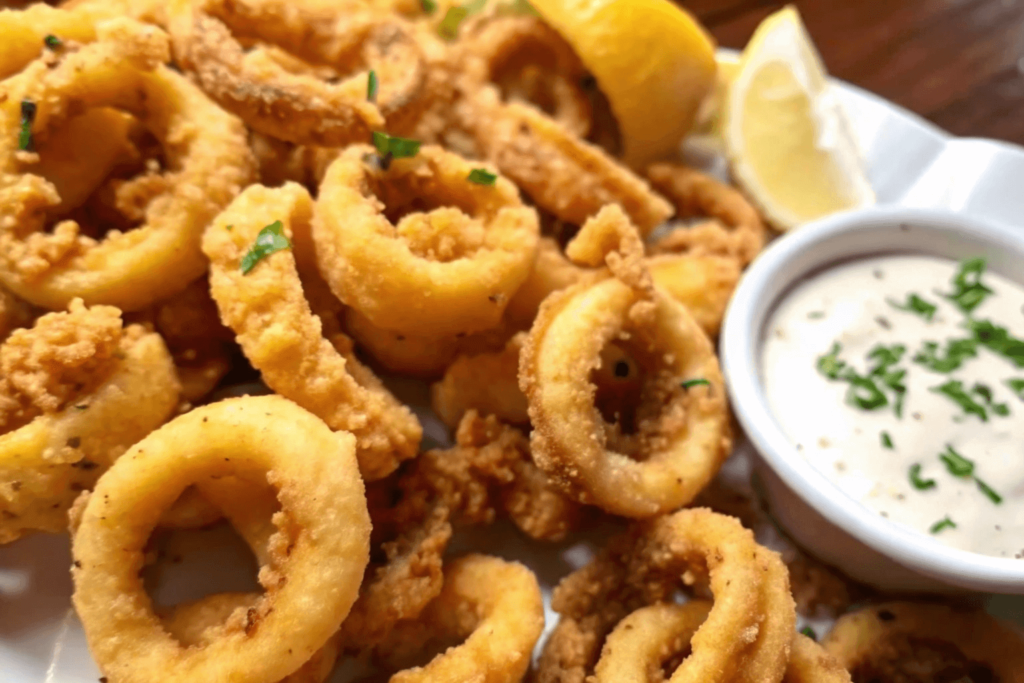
left=685, top=0, right=1024, bottom=144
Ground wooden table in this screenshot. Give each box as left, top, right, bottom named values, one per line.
left=686, top=0, right=1024, bottom=145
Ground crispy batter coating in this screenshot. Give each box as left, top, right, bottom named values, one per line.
left=430, top=333, right=529, bottom=428
left=0, top=301, right=179, bottom=543
left=647, top=163, right=767, bottom=267
left=203, top=182, right=422, bottom=480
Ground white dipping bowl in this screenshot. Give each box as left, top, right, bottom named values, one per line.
left=720, top=206, right=1024, bottom=594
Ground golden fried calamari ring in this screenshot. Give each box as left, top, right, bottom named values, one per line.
left=647, top=254, right=740, bottom=338
left=467, top=94, right=672, bottom=235
left=389, top=554, right=544, bottom=683
left=0, top=303, right=179, bottom=544
left=0, top=19, right=255, bottom=311
left=71, top=395, right=371, bottom=683
left=161, top=593, right=341, bottom=683
left=430, top=333, right=528, bottom=428
left=459, top=14, right=593, bottom=138
left=315, top=145, right=539, bottom=337
left=168, top=0, right=425, bottom=145
left=646, top=163, right=767, bottom=267
left=0, top=4, right=102, bottom=79
left=343, top=306, right=515, bottom=379
left=504, top=236, right=587, bottom=330
left=538, top=509, right=795, bottom=683
left=595, top=605, right=849, bottom=683
left=823, top=602, right=1024, bottom=683
left=519, top=273, right=731, bottom=518
left=203, top=182, right=421, bottom=481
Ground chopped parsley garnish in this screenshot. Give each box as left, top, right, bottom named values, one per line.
left=371, top=131, right=421, bottom=169
left=912, top=338, right=977, bottom=373
left=467, top=168, right=498, bottom=185
left=887, top=293, right=937, bottom=321
left=966, top=318, right=1024, bottom=368
left=43, top=34, right=63, bottom=49
left=881, top=431, right=893, bottom=449
left=681, top=378, right=710, bottom=389
left=908, top=463, right=936, bottom=490
left=498, top=0, right=539, bottom=15
left=931, top=379, right=988, bottom=421
left=939, top=444, right=974, bottom=478
left=942, top=257, right=993, bottom=314
left=438, top=0, right=486, bottom=39
left=972, top=382, right=1009, bottom=416
left=18, top=99, right=36, bottom=152
left=1005, top=378, right=1024, bottom=401
left=930, top=516, right=957, bottom=534
left=816, top=343, right=905, bottom=416
left=367, top=70, right=379, bottom=103
left=976, top=478, right=1003, bottom=505
left=420, top=0, right=438, bottom=14
left=807, top=311, right=825, bottom=319
left=799, top=626, right=817, bottom=640
left=816, top=342, right=846, bottom=380
left=845, top=375, right=888, bottom=410
left=240, top=220, right=291, bottom=274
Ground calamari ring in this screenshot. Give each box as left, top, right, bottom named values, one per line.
left=647, top=254, right=740, bottom=338
left=0, top=305, right=179, bottom=544
left=315, top=145, right=539, bottom=338
left=504, top=236, right=588, bottom=330
left=168, top=0, right=425, bottom=145
left=0, top=4, right=104, bottom=79
left=459, top=13, right=593, bottom=138
left=71, top=395, right=371, bottom=683
left=466, top=94, right=672, bottom=235
left=646, top=163, right=767, bottom=267
left=823, top=602, right=1024, bottom=683
left=538, top=509, right=794, bottom=683
left=389, top=554, right=544, bottom=683
left=0, top=18, right=255, bottom=311
left=430, top=333, right=529, bottom=428
left=161, top=593, right=341, bottom=683
left=203, top=182, right=421, bottom=481
left=519, top=274, right=731, bottom=518
left=595, top=605, right=849, bottom=683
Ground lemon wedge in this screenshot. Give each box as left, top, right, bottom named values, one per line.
left=530, top=0, right=717, bottom=168
left=724, top=6, right=874, bottom=231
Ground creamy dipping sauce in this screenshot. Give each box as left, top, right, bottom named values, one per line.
left=761, top=254, right=1024, bottom=559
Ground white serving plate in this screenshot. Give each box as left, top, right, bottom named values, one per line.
left=3, top=73, right=1024, bottom=681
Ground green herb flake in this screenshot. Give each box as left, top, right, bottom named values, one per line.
left=467, top=168, right=498, bottom=185
left=371, top=131, right=421, bottom=166
left=887, top=293, right=937, bottom=321
left=18, top=99, right=36, bottom=152
left=931, top=379, right=988, bottom=421
left=913, top=338, right=978, bottom=373
left=1005, top=378, right=1024, bottom=401
left=976, top=478, right=1003, bottom=505
left=908, top=463, right=936, bottom=491
left=973, top=382, right=1010, bottom=417
left=367, top=70, right=379, bottom=103
left=881, top=431, right=893, bottom=449
left=438, top=6, right=468, bottom=39
left=43, top=34, right=63, bottom=49
left=939, top=444, right=974, bottom=478
left=807, top=311, right=825, bottom=320
left=845, top=375, right=888, bottom=411
left=967, top=319, right=1024, bottom=368
left=420, top=0, right=438, bottom=14
left=498, top=0, right=539, bottom=15
left=799, top=626, right=817, bottom=641
left=240, top=220, right=291, bottom=274
left=816, top=342, right=846, bottom=380
left=681, top=378, right=710, bottom=389
left=943, top=257, right=993, bottom=314
left=74, top=404, right=89, bottom=411
left=930, top=516, right=957, bottom=534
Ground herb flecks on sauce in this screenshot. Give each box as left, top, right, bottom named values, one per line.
left=888, top=293, right=937, bottom=321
